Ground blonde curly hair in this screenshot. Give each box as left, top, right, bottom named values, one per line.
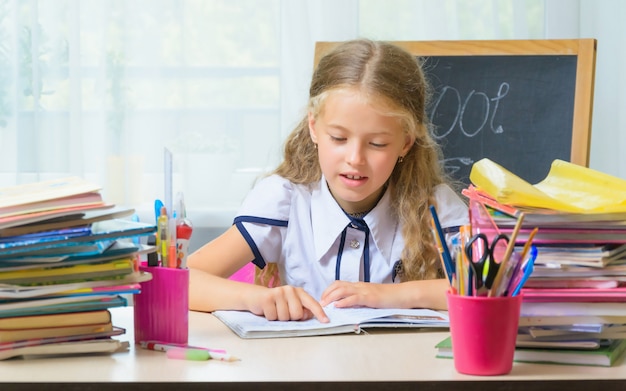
left=257, top=39, right=450, bottom=286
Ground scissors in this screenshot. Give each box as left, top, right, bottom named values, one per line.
left=464, top=233, right=510, bottom=296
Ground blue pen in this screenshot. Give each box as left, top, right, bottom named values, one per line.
left=154, top=199, right=165, bottom=264
left=512, top=245, right=538, bottom=296
left=429, top=205, right=455, bottom=285
left=154, top=199, right=164, bottom=225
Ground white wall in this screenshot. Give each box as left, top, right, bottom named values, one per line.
left=580, top=0, right=626, bottom=180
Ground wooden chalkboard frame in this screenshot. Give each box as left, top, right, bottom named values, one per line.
left=314, top=39, right=597, bottom=168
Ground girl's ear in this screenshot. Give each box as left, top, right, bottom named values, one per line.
left=308, top=112, right=318, bottom=144
left=401, top=133, right=415, bottom=156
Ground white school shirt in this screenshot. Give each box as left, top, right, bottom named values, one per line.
left=234, top=175, right=468, bottom=300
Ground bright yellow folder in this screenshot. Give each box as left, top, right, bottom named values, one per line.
left=469, top=159, right=626, bottom=213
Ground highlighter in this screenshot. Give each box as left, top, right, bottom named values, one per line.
left=157, top=206, right=169, bottom=266
left=167, top=211, right=177, bottom=268
left=166, top=347, right=210, bottom=361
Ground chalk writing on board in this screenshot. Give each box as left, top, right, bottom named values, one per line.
left=422, top=55, right=576, bottom=185
left=430, top=82, right=509, bottom=139
left=429, top=81, right=510, bottom=179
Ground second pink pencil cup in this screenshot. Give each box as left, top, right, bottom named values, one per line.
left=447, top=292, right=522, bottom=376
left=133, top=265, right=189, bottom=345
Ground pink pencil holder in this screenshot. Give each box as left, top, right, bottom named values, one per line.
left=133, top=265, right=189, bottom=344
left=446, top=292, right=522, bottom=376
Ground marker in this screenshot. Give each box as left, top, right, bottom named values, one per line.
left=157, top=206, right=169, bottom=266
left=154, top=200, right=164, bottom=257
left=138, top=340, right=239, bottom=362
left=167, top=211, right=177, bottom=268
left=166, top=347, right=211, bottom=361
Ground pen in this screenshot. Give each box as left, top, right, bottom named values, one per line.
left=138, top=340, right=239, bottom=362
left=503, top=226, right=538, bottom=294
left=429, top=205, right=454, bottom=285
left=491, top=248, right=523, bottom=297
left=166, top=347, right=211, bottom=361
left=154, top=199, right=164, bottom=226
left=511, top=245, right=538, bottom=296
left=154, top=200, right=164, bottom=259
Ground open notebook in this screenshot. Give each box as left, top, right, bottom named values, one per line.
left=213, top=305, right=449, bottom=339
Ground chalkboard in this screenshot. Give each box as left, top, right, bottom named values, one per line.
left=314, top=39, right=597, bottom=185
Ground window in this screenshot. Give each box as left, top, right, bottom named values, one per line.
left=7, top=0, right=624, bottom=239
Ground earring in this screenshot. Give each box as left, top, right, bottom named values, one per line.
left=398, top=156, right=404, bottom=163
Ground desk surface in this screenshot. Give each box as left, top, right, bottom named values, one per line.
left=1, top=307, right=625, bottom=390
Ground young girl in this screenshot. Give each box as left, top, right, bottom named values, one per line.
left=188, top=39, right=468, bottom=323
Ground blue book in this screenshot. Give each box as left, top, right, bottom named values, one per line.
left=0, top=226, right=92, bottom=244
left=0, top=219, right=156, bottom=258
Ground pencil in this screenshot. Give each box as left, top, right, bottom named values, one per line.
left=458, top=224, right=472, bottom=296
left=488, top=212, right=525, bottom=297
left=519, top=227, right=539, bottom=262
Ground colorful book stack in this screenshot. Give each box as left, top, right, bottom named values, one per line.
left=0, top=177, right=157, bottom=360
left=459, top=158, right=626, bottom=366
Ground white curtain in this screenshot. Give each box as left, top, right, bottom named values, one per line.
left=0, top=0, right=624, bottom=234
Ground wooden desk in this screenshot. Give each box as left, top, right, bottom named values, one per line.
left=0, top=307, right=625, bottom=390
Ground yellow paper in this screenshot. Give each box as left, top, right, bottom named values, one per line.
left=469, top=158, right=626, bottom=213
left=534, top=160, right=626, bottom=212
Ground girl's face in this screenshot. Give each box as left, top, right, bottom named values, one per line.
left=308, top=88, right=414, bottom=214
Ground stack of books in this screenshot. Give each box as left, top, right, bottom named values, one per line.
left=435, top=335, right=626, bottom=367
left=466, top=185, right=626, bottom=302
left=0, top=177, right=156, bottom=360
left=456, top=158, right=626, bottom=366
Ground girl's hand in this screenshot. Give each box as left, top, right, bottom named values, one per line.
left=320, top=280, right=392, bottom=309
left=247, top=285, right=329, bottom=323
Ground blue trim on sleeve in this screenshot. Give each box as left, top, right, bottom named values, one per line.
left=234, top=221, right=266, bottom=269
left=233, top=216, right=289, bottom=270
left=233, top=215, right=288, bottom=227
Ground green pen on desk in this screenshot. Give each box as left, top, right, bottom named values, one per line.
left=164, top=347, right=239, bottom=362
left=166, top=347, right=211, bottom=361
